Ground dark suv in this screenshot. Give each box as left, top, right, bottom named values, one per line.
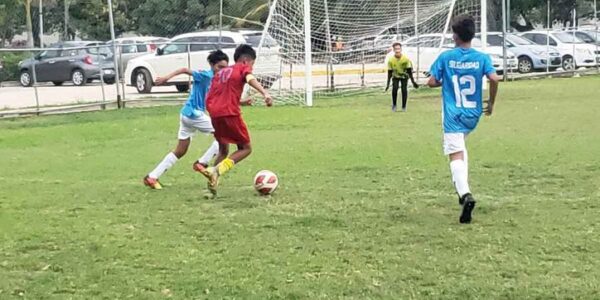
left=18, top=41, right=116, bottom=87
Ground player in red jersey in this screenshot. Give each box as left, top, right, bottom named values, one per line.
left=205, top=44, right=273, bottom=196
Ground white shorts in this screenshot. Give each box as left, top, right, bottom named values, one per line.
left=178, top=113, right=214, bottom=140
left=443, top=133, right=469, bottom=155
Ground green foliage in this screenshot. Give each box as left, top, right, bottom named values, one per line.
left=0, top=0, right=25, bottom=45
left=0, top=51, right=30, bottom=81
left=1, top=76, right=600, bottom=298
left=134, top=0, right=206, bottom=37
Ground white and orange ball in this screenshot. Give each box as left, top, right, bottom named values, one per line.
left=253, top=170, right=278, bottom=195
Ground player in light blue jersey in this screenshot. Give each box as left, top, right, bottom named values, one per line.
left=427, top=15, right=501, bottom=223
left=144, top=50, right=229, bottom=189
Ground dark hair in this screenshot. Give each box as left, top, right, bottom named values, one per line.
left=207, top=49, right=229, bottom=65
left=233, top=44, right=256, bottom=62
left=451, top=15, right=476, bottom=43
left=392, top=42, right=402, bottom=48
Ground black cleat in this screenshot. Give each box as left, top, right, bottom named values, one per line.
left=459, top=193, right=476, bottom=224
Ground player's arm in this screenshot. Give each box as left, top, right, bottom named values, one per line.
left=427, top=56, right=444, bottom=88
left=155, top=68, right=193, bottom=86
left=407, top=68, right=418, bottom=89
left=485, top=72, right=501, bottom=116
left=246, top=74, right=273, bottom=107
left=427, top=76, right=442, bottom=88
left=385, top=60, right=393, bottom=91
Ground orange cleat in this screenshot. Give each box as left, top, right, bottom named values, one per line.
left=143, top=175, right=163, bottom=190
left=192, top=162, right=211, bottom=180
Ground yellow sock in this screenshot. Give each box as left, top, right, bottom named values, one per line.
left=217, top=158, right=235, bottom=176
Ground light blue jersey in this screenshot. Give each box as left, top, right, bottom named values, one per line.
left=430, top=47, right=495, bottom=133
left=180, top=70, right=214, bottom=119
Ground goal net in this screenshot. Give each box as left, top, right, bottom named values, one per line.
left=251, top=0, right=481, bottom=106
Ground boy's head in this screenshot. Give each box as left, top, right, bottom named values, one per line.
left=234, top=44, right=257, bottom=66
left=392, top=42, right=402, bottom=57
left=452, top=15, right=476, bottom=46
left=207, top=49, right=229, bottom=73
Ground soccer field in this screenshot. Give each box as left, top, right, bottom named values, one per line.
left=1, top=76, right=599, bottom=299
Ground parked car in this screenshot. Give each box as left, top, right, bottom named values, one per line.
left=564, top=30, right=600, bottom=46
left=478, top=32, right=562, bottom=73
left=124, top=30, right=281, bottom=94
left=18, top=41, right=115, bottom=87
left=107, top=36, right=169, bottom=72
left=519, top=31, right=599, bottom=70
left=393, top=33, right=517, bottom=75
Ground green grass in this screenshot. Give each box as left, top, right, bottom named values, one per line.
left=1, top=76, right=600, bottom=299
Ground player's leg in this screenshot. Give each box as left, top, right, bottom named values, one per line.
left=206, top=142, right=229, bottom=196
left=444, top=133, right=475, bottom=223
left=144, top=117, right=194, bottom=189
left=391, top=78, right=399, bottom=112
left=400, top=78, right=408, bottom=112
left=207, top=116, right=251, bottom=195
left=189, top=113, right=219, bottom=177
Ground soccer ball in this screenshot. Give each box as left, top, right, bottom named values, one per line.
left=254, top=170, right=278, bottom=195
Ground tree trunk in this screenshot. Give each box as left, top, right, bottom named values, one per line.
left=64, top=0, right=70, bottom=40
left=24, top=0, right=34, bottom=47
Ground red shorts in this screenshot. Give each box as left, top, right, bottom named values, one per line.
left=211, top=115, right=251, bottom=145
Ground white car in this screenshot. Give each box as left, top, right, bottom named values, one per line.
left=124, top=30, right=281, bottom=93
left=519, top=31, right=599, bottom=70
left=390, top=33, right=517, bottom=75
left=107, top=36, right=169, bottom=73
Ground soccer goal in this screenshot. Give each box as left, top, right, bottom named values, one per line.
left=251, top=0, right=484, bottom=106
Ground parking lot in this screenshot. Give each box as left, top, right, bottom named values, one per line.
left=0, top=82, right=185, bottom=110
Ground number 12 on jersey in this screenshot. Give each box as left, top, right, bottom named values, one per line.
left=452, top=75, right=477, bottom=108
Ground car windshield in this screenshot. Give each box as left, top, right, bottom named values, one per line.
left=243, top=34, right=277, bottom=47
left=507, top=34, right=535, bottom=45
left=553, top=32, right=584, bottom=43
left=583, top=31, right=600, bottom=42
left=88, top=45, right=113, bottom=56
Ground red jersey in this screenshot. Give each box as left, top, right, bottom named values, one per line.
left=206, top=63, right=253, bottom=118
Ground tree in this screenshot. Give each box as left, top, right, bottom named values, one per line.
left=0, top=0, right=24, bottom=47
left=22, top=0, right=33, bottom=47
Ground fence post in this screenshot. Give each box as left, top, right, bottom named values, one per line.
left=32, top=61, right=40, bottom=115
left=502, top=0, right=507, bottom=82
left=187, top=43, right=192, bottom=89
left=119, top=46, right=125, bottom=104
left=278, top=59, right=282, bottom=96
left=107, top=0, right=122, bottom=109
left=98, top=46, right=106, bottom=110
left=595, top=0, right=599, bottom=74
left=361, top=50, right=365, bottom=87
left=546, top=0, right=550, bottom=74
left=414, top=0, right=419, bottom=82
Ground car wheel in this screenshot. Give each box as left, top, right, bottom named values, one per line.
left=20, top=70, right=33, bottom=87
left=176, top=84, right=190, bottom=93
left=72, top=69, right=87, bottom=86
left=103, top=78, right=115, bottom=85
left=52, top=81, right=64, bottom=86
left=562, top=56, right=575, bottom=71
left=517, top=56, right=533, bottom=73
left=135, top=69, right=153, bottom=93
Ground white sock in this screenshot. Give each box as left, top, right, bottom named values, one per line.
left=450, top=159, right=470, bottom=197
left=463, top=148, right=469, bottom=179
left=197, top=140, right=219, bottom=166
left=148, top=152, right=178, bottom=179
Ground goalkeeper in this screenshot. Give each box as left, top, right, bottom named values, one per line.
left=385, top=42, right=419, bottom=112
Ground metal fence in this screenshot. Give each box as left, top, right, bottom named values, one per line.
left=0, top=0, right=599, bottom=117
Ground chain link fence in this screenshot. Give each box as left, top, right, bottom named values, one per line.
left=0, top=0, right=598, bottom=117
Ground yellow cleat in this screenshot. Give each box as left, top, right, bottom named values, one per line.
left=207, top=167, right=220, bottom=196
